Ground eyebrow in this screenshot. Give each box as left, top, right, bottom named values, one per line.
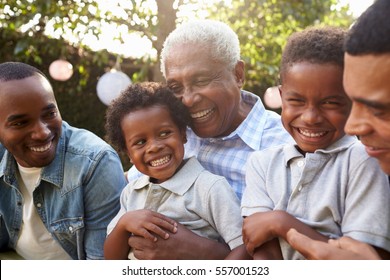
left=354, top=97, right=390, bottom=110
left=7, top=103, right=57, bottom=122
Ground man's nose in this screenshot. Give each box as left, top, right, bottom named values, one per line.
left=31, top=121, right=50, bottom=140
left=181, top=87, right=201, bottom=107
left=345, top=104, right=372, bottom=136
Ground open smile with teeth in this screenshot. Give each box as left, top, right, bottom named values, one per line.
left=191, top=108, right=214, bottom=120
left=298, top=128, right=328, bottom=138
left=30, top=142, right=52, bottom=153
left=150, top=155, right=171, bottom=167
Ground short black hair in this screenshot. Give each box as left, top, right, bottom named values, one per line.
left=280, top=26, right=346, bottom=82
left=0, top=61, right=47, bottom=82
left=344, top=0, right=390, bottom=55
left=105, top=82, right=192, bottom=154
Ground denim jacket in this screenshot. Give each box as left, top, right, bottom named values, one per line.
left=0, top=122, right=126, bottom=259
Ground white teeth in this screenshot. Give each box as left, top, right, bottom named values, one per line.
left=191, top=108, right=213, bottom=119
left=30, top=142, right=52, bottom=152
left=150, top=155, right=170, bottom=167
left=299, top=128, right=327, bottom=138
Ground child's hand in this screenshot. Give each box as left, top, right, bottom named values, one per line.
left=119, top=209, right=177, bottom=242
left=242, top=212, right=279, bottom=255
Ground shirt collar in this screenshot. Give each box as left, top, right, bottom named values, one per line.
left=235, top=90, right=265, bottom=145
left=205, top=90, right=265, bottom=150
left=132, top=157, right=204, bottom=196
left=40, top=127, right=66, bottom=189
left=283, top=135, right=358, bottom=166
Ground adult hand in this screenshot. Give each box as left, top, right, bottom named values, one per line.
left=128, top=222, right=230, bottom=260
left=286, top=228, right=381, bottom=260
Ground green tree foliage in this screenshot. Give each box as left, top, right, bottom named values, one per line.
left=207, top=0, right=352, bottom=102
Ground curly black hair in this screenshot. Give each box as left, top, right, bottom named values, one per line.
left=105, top=82, right=192, bottom=154
left=345, top=0, right=390, bottom=55
left=280, top=26, right=347, bottom=82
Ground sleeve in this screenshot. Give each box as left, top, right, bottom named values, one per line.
left=241, top=152, right=274, bottom=217
left=82, top=149, right=127, bottom=259
left=342, top=151, right=390, bottom=252
left=106, top=184, right=133, bottom=236
left=205, top=177, right=244, bottom=250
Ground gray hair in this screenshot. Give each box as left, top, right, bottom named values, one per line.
left=160, top=19, right=241, bottom=78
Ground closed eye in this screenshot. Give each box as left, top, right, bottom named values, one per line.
left=134, top=139, right=146, bottom=146
left=10, top=120, right=28, bottom=128
left=286, top=99, right=305, bottom=105
left=159, top=130, right=172, bottom=138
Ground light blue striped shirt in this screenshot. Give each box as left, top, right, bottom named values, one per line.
left=183, top=90, right=293, bottom=200
left=127, top=90, right=293, bottom=200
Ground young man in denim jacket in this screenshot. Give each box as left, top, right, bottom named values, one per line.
left=0, top=62, right=126, bottom=259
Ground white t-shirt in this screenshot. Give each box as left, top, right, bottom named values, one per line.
left=15, top=164, right=71, bottom=260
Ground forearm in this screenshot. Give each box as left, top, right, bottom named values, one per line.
left=104, top=225, right=132, bottom=259
left=175, top=234, right=230, bottom=259
left=253, top=238, right=283, bottom=260
left=272, top=211, right=328, bottom=242
left=225, top=244, right=252, bottom=260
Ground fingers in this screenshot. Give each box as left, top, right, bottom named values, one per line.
left=147, top=211, right=178, bottom=232
left=287, top=229, right=377, bottom=260
left=245, top=242, right=255, bottom=256
left=286, top=228, right=324, bottom=259
left=147, top=212, right=177, bottom=239
left=335, top=237, right=380, bottom=260
left=128, top=235, right=157, bottom=260
left=135, top=210, right=177, bottom=241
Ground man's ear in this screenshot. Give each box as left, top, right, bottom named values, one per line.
left=234, top=60, right=245, bottom=88
left=278, top=85, right=282, bottom=97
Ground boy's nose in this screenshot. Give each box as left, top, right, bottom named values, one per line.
left=300, top=107, right=323, bottom=125
left=146, top=139, right=163, bottom=153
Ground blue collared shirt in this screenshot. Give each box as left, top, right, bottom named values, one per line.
left=0, top=121, right=126, bottom=259
left=128, top=90, right=293, bottom=200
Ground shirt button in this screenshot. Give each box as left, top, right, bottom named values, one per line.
left=297, top=160, right=304, bottom=167
left=69, top=226, right=73, bottom=232
left=298, top=185, right=303, bottom=191
left=36, top=203, right=42, bottom=208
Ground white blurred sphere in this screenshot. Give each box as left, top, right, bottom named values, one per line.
left=49, top=59, right=73, bottom=81
left=264, top=86, right=282, bottom=109
left=96, top=70, right=132, bottom=106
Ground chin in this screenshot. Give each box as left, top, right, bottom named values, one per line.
left=192, top=128, right=216, bottom=138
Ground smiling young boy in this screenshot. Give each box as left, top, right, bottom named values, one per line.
left=240, top=27, right=390, bottom=259
left=103, top=82, right=248, bottom=259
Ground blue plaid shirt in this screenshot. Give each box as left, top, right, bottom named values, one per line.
left=127, top=90, right=293, bottom=200
left=184, top=90, right=293, bottom=200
